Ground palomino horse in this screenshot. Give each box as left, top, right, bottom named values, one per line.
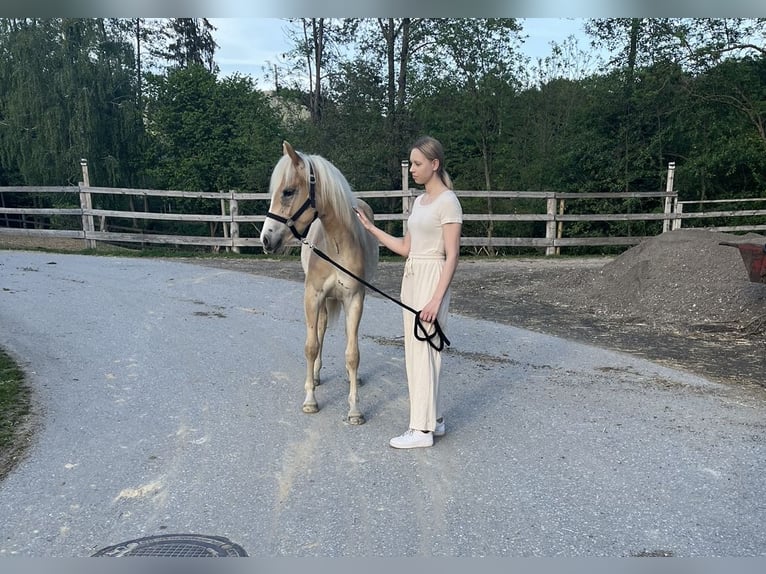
left=260, top=141, right=379, bottom=424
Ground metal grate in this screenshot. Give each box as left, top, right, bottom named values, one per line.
left=92, top=534, right=248, bottom=557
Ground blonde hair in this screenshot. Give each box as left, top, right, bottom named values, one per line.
left=411, top=135, right=453, bottom=190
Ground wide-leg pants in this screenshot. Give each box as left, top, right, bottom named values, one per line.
left=400, top=255, right=451, bottom=432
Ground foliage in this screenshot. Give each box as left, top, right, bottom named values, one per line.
left=1, top=17, right=765, bottom=247
left=144, top=66, right=281, bottom=193
left=0, top=19, right=142, bottom=187
left=159, top=18, right=218, bottom=72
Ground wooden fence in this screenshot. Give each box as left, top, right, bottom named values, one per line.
left=1, top=160, right=763, bottom=255
left=672, top=197, right=766, bottom=233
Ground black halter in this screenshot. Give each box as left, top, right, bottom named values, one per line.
left=265, top=158, right=319, bottom=241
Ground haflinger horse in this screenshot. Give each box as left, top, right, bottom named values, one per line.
left=260, top=141, right=379, bottom=425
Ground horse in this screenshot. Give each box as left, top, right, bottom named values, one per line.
left=260, top=141, right=379, bottom=425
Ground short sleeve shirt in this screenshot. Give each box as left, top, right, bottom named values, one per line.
left=407, top=190, right=463, bottom=257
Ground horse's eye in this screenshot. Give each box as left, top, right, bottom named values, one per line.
left=282, top=187, right=296, bottom=198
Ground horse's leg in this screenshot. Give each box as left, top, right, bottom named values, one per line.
left=344, top=294, right=365, bottom=425
left=313, top=301, right=328, bottom=387
left=314, top=302, right=328, bottom=386
left=302, top=293, right=322, bottom=414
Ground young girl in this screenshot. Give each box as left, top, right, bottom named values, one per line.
left=356, top=136, right=463, bottom=448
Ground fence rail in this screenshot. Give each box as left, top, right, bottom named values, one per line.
left=672, top=197, right=766, bottom=233
left=1, top=161, right=764, bottom=255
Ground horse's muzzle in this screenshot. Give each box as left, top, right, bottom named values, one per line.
left=260, top=232, right=279, bottom=254
left=260, top=225, right=290, bottom=254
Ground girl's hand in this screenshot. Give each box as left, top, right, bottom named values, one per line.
left=419, top=299, right=441, bottom=323
left=354, top=208, right=372, bottom=231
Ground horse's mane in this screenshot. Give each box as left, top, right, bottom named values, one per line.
left=272, top=150, right=367, bottom=247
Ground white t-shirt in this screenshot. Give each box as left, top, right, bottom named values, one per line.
left=407, top=190, right=463, bottom=257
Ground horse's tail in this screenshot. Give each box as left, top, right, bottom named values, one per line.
left=325, top=297, right=342, bottom=326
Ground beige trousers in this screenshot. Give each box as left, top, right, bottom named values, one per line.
left=400, top=256, right=451, bottom=432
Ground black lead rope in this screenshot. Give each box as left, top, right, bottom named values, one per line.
left=306, top=241, right=451, bottom=352
left=264, top=156, right=448, bottom=351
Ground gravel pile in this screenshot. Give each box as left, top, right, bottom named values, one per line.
left=581, top=228, right=766, bottom=337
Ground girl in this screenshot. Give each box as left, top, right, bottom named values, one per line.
left=356, top=136, right=463, bottom=448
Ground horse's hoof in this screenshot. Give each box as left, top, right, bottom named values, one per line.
left=347, top=414, right=365, bottom=425
left=302, top=404, right=319, bottom=414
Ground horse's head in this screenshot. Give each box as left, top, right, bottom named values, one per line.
left=260, top=141, right=318, bottom=254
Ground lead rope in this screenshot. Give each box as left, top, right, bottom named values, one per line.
left=303, top=239, right=450, bottom=352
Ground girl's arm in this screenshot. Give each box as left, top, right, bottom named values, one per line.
left=419, top=222, right=461, bottom=323
left=355, top=208, right=411, bottom=257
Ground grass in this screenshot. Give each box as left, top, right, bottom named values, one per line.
left=0, top=347, right=31, bottom=465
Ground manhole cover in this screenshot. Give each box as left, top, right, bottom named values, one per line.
left=92, top=534, right=248, bottom=557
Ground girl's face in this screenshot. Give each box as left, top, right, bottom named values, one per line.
left=409, top=148, right=437, bottom=186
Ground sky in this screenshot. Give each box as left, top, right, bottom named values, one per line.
left=208, top=18, right=591, bottom=90
left=9, top=1, right=756, bottom=18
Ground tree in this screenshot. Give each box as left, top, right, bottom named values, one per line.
left=157, top=18, right=218, bottom=72
left=585, top=18, right=685, bottom=72
left=143, top=65, right=282, bottom=237
left=420, top=19, right=523, bottom=190
left=673, top=57, right=766, bottom=200
left=409, top=19, right=524, bottom=250
left=128, top=18, right=166, bottom=106
left=668, top=18, right=766, bottom=71
left=319, top=57, right=390, bottom=190
left=0, top=18, right=143, bottom=187
left=349, top=18, right=434, bottom=186
left=280, top=18, right=351, bottom=125
left=144, top=65, right=281, bottom=191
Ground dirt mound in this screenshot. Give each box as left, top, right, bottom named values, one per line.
left=584, top=228, right=766, bottom=335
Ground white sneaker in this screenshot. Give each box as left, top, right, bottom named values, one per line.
left=434, top=417, right=445, bottom=437
left=389, top=429, right=433, bottom=449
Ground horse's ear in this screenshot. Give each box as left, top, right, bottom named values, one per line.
left=283, top=141, right=301, bottom=168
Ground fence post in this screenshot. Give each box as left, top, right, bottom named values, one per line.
left=555, top=198, right=565, bottom=256
left=546, top=196, right=557, bottom=256
left=0, top=191, right=7, bottom=228
left=401, top=160, right=412, bottom=235
left=79, top=159, right=96, bottom=249
left=672, top=201, right=683, bottom=231
left=219, top=191, right=230, bottom=252
left=229, top=191, right=240, bottom=253
left=663, top=161, right=676, bottom=233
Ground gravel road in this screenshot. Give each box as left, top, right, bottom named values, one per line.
left=1, top=251, right=765, bottom=557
